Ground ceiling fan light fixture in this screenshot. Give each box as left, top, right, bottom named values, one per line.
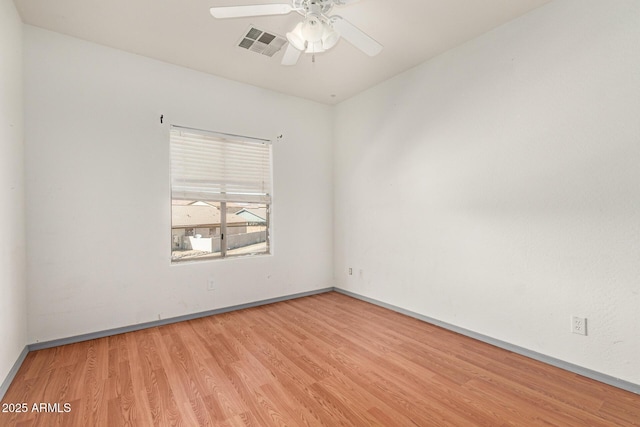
left=321, top=25, right=340, bottom=50
left=286, top=22, right=307, bottom=51
left=301, top=16, right=324, bottom=42
left=305, top=40, right=325, bottom=53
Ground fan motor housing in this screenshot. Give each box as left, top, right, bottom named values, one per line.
left=294, top=0, right=334, bottom=15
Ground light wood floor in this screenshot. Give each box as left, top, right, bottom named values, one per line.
left=1, top=291, right=638, bottom=426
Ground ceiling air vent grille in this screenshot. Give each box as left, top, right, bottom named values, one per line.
left=237, top=26, right=287, bottom=57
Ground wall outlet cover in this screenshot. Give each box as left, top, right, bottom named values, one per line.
left=571, top=316, right=587, bottom=336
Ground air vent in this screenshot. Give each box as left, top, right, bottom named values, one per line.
left=237, top=25, right=287, bottom=57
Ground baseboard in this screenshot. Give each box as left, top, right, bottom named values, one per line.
left=0, top=346, right=29, bottom=400
left=334, top=288, right=640, bottom=395
left=29, top=287, right=334, bottom=351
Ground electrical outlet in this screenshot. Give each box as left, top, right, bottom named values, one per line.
left=571, top=316, right=587, bottom=335
left=207, top=278, right=215, bottom=291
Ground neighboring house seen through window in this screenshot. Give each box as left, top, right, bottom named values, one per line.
left=170, top=126, right=272, bottom=262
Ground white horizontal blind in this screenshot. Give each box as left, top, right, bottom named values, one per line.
left=170, top=127, right=272, bottom=203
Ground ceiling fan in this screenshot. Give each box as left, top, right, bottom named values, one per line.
left=210, top=0, right=383, bottom=65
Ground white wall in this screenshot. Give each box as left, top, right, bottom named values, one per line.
left=334, top=0, right=640, bottom=385
left=24, top=26, right=334, bottom=343
left=0, top=0, right=27, bottom=385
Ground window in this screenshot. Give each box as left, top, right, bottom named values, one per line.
left=170, top=126, right=272, bottom=262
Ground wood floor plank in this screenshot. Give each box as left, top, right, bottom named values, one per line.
left=154, top=332, right=208, bottom=427
left=124, top=332, right=156, bottom=426
left=151, top=367, right=187, bottom=426
left=2, top=291, right=639, bottom=426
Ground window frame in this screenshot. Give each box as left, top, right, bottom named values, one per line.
left=169, top=125, right=273, bottom=263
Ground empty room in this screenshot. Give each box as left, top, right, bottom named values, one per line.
left=1, top=0, right=639, bottom=425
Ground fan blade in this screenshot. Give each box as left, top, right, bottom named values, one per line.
left=281, top=43, right=302, bottom=66
left=332, top=16, right=382, bottom=56
left=210, top=4, right=293, bottom=19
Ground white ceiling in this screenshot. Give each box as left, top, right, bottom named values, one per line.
left=14, top=0, right=551, bottom=104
